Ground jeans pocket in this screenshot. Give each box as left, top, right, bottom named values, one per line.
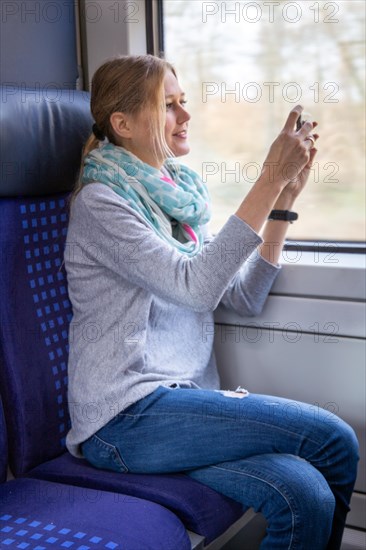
left=81, top=434, right=129, bottom=473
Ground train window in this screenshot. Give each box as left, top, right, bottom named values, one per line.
left=163, top=0, right=365, bottom=243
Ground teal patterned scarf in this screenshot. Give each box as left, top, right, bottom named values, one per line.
left=82, top=144, right=211, bottom=257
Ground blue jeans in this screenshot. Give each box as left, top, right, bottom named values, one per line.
left=81, top=386, right=359, bottom=550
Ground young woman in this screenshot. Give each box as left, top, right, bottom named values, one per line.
left=65, top=55, right=359, bottom=549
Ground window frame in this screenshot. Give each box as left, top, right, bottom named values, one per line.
left=145, top=0, right=164, bottom=55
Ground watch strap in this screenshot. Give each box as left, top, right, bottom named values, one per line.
left=268, top=210, right=298, bottom=223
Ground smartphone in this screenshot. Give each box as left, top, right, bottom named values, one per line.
left=296, top=112, right=312, bottom=131
left=296, top=114, right=303, bottom=132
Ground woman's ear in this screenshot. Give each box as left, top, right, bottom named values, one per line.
left=110, top=112, right=133, bottom=140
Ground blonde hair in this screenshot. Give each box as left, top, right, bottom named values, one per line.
left=72, top=54, right=176, bottom=199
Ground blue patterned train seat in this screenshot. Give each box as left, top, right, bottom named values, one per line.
left=0, top=86, right=244, bottom=547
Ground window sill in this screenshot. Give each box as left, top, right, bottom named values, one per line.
left=271, top=250, right=365, bottom=301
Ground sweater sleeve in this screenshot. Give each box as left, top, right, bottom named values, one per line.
left=201, top=222, right=281, bottom=316
left=219, top=255, right=281, bottom=316
left=67, top=184, right=263, bottom=313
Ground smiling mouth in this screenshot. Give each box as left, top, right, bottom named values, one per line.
left=173, top=130, right=187, bottom=138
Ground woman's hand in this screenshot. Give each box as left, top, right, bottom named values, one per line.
left=234, top=105, right=318, bottom=234
left=261, top=105, right=319, bottom=196
left=256, top=106, right=319, bottom=266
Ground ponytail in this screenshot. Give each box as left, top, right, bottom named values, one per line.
left=83, top=132, right=100, bottom=159
left=69, top=132, right=100, bottom=204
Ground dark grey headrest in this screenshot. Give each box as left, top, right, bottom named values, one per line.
left=0, top=86, right=93, bottom=196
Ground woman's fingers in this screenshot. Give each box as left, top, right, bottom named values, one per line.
left=304, top=132, right=319, bottom=150
left=304, top=135, right=316, bottom=149
left=303, top=145, right=318, bottom=170
left=309, top=147, right=318, bottom=165
left=298, top=120, right=314, bottom=137
left=282, top=105, right=303, bottom=132
left=265, top=108, right=319, bottom=187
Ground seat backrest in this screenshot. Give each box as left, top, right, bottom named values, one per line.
left=0, top=86, right=92, bottom=475
left=0, top=398, right=7, bottom=483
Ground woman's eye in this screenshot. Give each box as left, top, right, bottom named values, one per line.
left=165, top=100, right=187, bottom=110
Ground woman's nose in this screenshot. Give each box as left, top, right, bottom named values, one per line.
left=178, top=105, right=191, bottom=123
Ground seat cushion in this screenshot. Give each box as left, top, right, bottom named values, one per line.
left=0, top=478, right=190, bottom=549
left=27, top=452, right=245, bottom=544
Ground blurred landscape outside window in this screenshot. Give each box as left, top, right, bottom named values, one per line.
left=163, top=0, right=365, bottom=241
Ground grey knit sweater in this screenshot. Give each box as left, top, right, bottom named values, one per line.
left=65, top=183, right=280, bottom=457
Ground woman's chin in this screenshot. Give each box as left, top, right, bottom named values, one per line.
left=170, top=144, right=190, bottom=158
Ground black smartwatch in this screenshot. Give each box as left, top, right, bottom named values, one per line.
left=268, top=210, right=298, bottom=223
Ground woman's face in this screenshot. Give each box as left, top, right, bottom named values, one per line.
left=163, top=70, right=191, bottom=158
left=113, top=70, right=191, bottom=168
